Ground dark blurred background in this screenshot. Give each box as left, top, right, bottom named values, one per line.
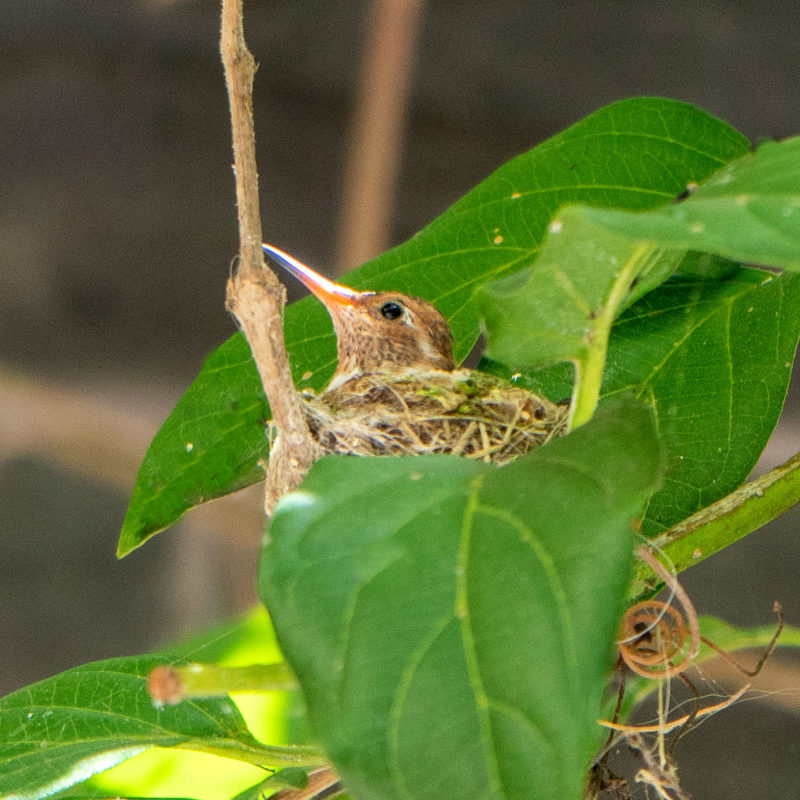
left=1, top=1, right=798, bottom=797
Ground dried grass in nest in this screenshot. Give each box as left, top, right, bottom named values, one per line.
left=300, top=369, right=569, bottom=465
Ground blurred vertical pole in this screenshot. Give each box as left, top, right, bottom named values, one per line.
left=334, top=0, right=426, bottom=273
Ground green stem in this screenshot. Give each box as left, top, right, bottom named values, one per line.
left=180, top=740, right=327, bottom=768
left=174, top=662, right=298, bottom=696
left=149, top=661, right=323, bottom=768
left=631, top=450, right=800, bottom=596
left=147, top=662, right=298, bottom=709
left=568, top=350, right=605, bottom=431
left=569, top=244, right=655, bottom=429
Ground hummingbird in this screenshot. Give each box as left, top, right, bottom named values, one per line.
left=263, top=244, right=568, bottom=464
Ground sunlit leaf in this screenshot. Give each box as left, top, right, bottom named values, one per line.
left=0, top=612, right=313, bottom=800
left=0, top=657, right=264, bottom=800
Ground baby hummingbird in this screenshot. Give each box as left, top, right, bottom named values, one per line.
left=263, top=244, right=568, bottom=464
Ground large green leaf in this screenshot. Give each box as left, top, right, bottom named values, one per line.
left=0, top=614, right=313, bottom=800
left=119, top=98, right=748, bottom=555
left=486, top=268, right=800, bottom=535
left=258, top=399, right=663, bottom=800
left=479, top=216, right=684, bottom=374
left=0, top=657, right=265, bottom=800
left=604, top=268, right=800, bottom=533
left=480, top=136, right=800, bottom=425
left=582, top=137, right=800, bottom=269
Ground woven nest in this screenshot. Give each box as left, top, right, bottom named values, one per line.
left=300, top=369, right=569, bottom=465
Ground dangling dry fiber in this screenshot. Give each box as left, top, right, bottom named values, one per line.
left=300, top=369, right=569, bottom=465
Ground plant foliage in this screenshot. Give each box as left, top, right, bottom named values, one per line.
left=3, top=98, right=800, bottom=800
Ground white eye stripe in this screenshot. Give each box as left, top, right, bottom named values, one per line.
left=418, top=336, right=443, bottom=362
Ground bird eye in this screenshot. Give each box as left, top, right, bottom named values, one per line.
left=380, top=301, right=403, bottom=320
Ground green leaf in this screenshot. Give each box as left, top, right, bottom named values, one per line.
left=119, top=98, right=747, bottom=555
left=582, top=137, right=800, bottom=269
left=230, top=767, right=311, bottom=800
left=162, top=605, right=280, bottom=664
left=696, top=614, right=800, bottom=653
left=259, top=399, right=663, bottom=800
left=479, top=213, right=687, bottom=425
left=479, top=220, right=685, bottom=372
left=117, top=332, right=271, bottom=555
left=488, top=268, right=800, bottom=536
left=607, top=268, right=800, bottom=533
left=481, top=137, right=800, bottom=425
left=676, top=251, right=740, bottom=281
left=0, top=613, right=317, bottom=800
left=0, top=657, right=265, bottom=800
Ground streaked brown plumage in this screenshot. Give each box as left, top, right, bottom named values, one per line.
left=264, top=244, right=568, bottom=463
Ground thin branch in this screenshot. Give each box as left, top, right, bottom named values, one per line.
left=220, top=0, right=263, bottom=273
left=598, top=684, right=750, bottom=735
left=220, top=0, right=317, bottom=512
left=147, top=662, right=298, bottom=704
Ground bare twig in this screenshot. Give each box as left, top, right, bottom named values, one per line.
left=334, top=0, right=426, bottom=272
left=220, top=0, right=317, bottom=512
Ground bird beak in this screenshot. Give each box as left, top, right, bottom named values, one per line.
left=262, top=244, right=359, bottom=307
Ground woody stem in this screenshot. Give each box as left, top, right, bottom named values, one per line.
left=220, top=0, right=317, bottom=512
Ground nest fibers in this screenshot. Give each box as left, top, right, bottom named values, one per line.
left=298, top=369, right=569, bottom=465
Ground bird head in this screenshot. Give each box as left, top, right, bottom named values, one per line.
left=263, top=244, right=456, bottom=385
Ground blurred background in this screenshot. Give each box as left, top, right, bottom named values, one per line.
left=1, top=1, right=799, bottom=796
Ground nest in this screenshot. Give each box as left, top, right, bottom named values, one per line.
left=300, top=369, right=569, bottom=465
